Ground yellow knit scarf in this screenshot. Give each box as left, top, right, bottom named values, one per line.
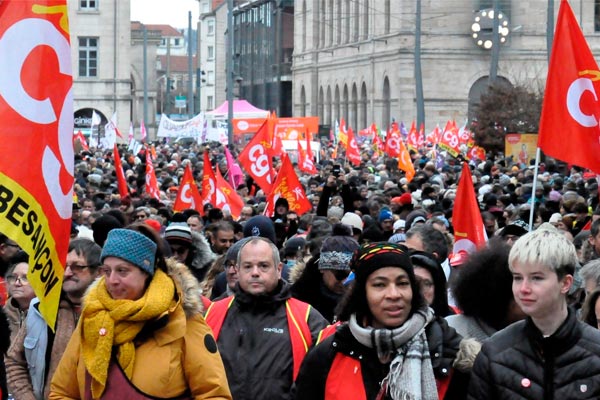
left=80, top=269, right=175, bottom=399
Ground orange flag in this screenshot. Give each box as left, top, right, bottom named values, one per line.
left=239, top=118, right=275, bottom=192
left=538, top=0, right=600, bottom=172
left=144, top=149, right=160, bottom=200
left=452, top=163, right=487, bottom=261
left=265, top=154, right=312, bottom=217
left=215, top=167, right=244, bottom=219
left=338, top=118, right=348, bottom=146
left=346, top=127, right=361, bottom=166
left=0, top=0, right=73, bottom=328
left=406, top=121, right=418, bottom=151
left=201, top=151, right=217, bottom=214
left=384, top=122, right=401, bottom=157
left=113, top=144, right=129, bottom=198
left=397, top=140, right=415, bottom=182
left=174, top=165, right=203, bottom=213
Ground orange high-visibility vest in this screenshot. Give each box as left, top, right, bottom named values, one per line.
left=205, top=295, right=313, bottom=380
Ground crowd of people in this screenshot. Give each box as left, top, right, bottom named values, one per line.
left=2, top=137, right=600, bottom=399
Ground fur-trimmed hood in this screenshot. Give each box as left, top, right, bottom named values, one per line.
left=189, top=231, right=216, bottom=274
left=166, top=258, right=205, bottom=316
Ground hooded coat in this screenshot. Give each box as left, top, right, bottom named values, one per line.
left=48, top=259, right=231, bottom=400
left=187, top=231, right=217, bottom=283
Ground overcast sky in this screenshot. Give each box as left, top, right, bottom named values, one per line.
left=130, top=0, right=199, bottom=29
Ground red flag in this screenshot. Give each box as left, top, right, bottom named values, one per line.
left=201, top=151, right=217, bottom=213
left=0, top=0, right=73, bottom=328
left=452, top=163, right=487, bottom=260
left=265, top=154, right=312, bottom=217
left=538, top=0, right=600, bottom=172
left=215, top=167, right=244, bottom=219
left=417, top=123, right=425, bottom=149
left=426, top=125, right=441, bottom=147
left=406, top=121, right=418, bottom=151
left=298, top=136, right=317, bottom=174
left=338, top=118, right=348, bottom=146
left=269, top=112, right=283, bottom=157
left=398, top=140, right=415, bottom=182
left=174, top=165, right=203, bottom=213
left=346, top=127, right=361, bottom=166
left=144, top=149, right=160, bottom=199
left=113, top=144, right=128, bottom=198
left=239, top=119, right=275, bottom=192
left=439, top=120, right=460, bottom=157
left=74, top=130, right=89, bottom=151
left=466, top=145, right=486, bottom=162
left=384, top=122, right=401, bottom=157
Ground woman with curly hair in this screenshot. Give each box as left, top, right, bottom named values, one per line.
left=447, top=239, right=525, bottom=342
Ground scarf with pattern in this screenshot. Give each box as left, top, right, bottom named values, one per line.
left=80, top=269, right=175, bottom=399
left=348, top=306, right=438, bottom=400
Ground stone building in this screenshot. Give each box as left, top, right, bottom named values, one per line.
left=292, top=0, right=600, bottom=134
left=68, top=0, right=134, bottom=137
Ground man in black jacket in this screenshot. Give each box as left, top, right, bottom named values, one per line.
left=205, top=237, right=327, bottom=400
left=468, top=223, right=600, bottom=399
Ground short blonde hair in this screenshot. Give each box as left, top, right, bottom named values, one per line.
left=508, top=223, right=578, bottom=279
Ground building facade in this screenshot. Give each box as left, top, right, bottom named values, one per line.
left=68, top=0, right=133, bottom=137
left=198, top=0, right=226, bottom=112
left=292, top=0, right=600, bottom=134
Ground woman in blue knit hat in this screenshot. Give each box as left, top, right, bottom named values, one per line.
left=50, top=224, right=232, bottom=400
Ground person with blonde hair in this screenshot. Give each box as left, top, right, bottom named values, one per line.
left=468, top=223, right=600, bottom=399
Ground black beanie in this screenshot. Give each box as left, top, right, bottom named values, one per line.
left=350, top=243, right=414, bottom=287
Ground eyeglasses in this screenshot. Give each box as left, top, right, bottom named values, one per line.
left=65, top=264, right=90, bottom=273
left=332, top=270, right=350, bottom=281
left=134, top=214, right=147, bottom=220
left=6, top=274, right=28, bottom=284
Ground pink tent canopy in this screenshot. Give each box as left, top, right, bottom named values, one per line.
left=206, top=100, right=268, bottom=115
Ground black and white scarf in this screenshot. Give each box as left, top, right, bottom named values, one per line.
left=348, top=306, right=438, bottom=400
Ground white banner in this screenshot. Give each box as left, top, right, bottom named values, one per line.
left=157, top=113, right=204, bottom=138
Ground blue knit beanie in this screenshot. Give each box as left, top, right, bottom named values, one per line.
left=378, top=208, right=393, bottom=223
left=101, top=229, right=157, bottom=275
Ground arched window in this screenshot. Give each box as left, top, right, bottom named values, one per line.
left=300, top=85, right=307, bottom=117
left=318, top=86, right=324, bottom=122
left=351, top=83, right=358, bottom=130
left=334, top=85, right=341, bottom=124
left=343, top=84, right=349, bottom=127
left=326, top=86, right=332, bottom=127
left=382, top=77, right=391, bottom=129
left=468, top=76, right=512, bottom=121
left=360, top=82, right=368, bottom=129
left=302, top=0, right=307, bottom=51
left=362, top=0, right=369, bottom=40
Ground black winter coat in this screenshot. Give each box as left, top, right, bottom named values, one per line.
left=468, top=308, right=600, bottom=400
left=294, top=317, right=467, bottom=400
left=216, top=281, right=328, bottom=400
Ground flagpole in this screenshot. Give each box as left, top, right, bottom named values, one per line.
left=528, top=147, right=541, bottom=230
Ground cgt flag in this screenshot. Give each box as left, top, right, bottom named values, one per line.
left=174, top=165, right=203, bottom=213
left=265, top=153, right=312, bottom=217
left=215, top=167, right=244, bottom=220
left=0, top=0, right=73, bottom=329
left=538, top=0, right=600, bottom=172
left=239, top=117, right=275, bottom=192
left=452, top=163, right=487, bottom=262
left=200, top=151, right=217, bottom=214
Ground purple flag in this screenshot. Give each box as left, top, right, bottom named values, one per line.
left=225, top=146, right=245, bottom=188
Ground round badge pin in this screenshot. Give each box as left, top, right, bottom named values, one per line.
left=521, top=378, right=531, bottom=388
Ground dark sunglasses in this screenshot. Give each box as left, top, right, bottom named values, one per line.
left=332, top=270, right=350, bottom=281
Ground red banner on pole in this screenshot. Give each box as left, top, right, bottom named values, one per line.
left=174, top=165, right=203, bottom=213
left=0, top=0, right=73, bottom=329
